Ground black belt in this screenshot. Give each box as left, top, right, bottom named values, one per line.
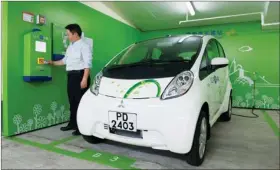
left=67, top=70, right=84, bottom=74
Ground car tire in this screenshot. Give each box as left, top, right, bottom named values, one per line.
left=220, top=95, right=232, bottom=122
left=186, top=110, right=208, bottom=166
left=82, top=135, right=104, bottom=144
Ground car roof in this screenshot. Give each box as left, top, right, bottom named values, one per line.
left=135, top=34, right=215, bottom=44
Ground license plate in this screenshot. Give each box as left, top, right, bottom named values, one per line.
left=109, top=111, right=137, bottom=132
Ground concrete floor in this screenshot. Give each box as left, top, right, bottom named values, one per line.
left=2, top=108, right=279, bottom=169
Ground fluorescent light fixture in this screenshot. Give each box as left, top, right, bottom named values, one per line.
left=186, top=2, right=195, bottom=16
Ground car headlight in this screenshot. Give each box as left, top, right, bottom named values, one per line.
left=161, top=71, right=194, bottom=100
left=90, top=71, right=103, bottom=95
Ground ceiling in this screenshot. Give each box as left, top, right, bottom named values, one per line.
left=264, top=1, right=280, bottom=23
left=85, top=1, right=280, bottom=31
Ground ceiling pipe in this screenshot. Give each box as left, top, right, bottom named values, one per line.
left=179, top=12, right=261, bottom=24
left=179, top=10, right=189, bottom=24
left=186, top=2, right=195, bottom=16
left=179, top=11, right=280, bottom=28
left=261, top=12, right=280, bottom=27
left=263, top=1, right=270, bottom=18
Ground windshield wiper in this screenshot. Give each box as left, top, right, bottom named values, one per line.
left=108, top=60, right=152, bottom=69
left=107, top=59, right=190, bottom=70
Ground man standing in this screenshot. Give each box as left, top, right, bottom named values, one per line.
left=49, top=24, right=92, bottom=136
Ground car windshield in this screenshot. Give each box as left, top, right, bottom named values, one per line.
left=106, top=36, right=202, bottom=68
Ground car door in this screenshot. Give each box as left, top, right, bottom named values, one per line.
left=215, top=40, right=229, bottom=105
left=199, top=40, right=220, bottom=119
left=205, top=39, right=221, bottom=116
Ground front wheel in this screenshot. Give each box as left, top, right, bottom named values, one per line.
left=220, top=95, right=232, bottom=121
left=186, top=110, right=208, bottom=166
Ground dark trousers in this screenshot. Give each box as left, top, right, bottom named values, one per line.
left=67, top=70, right=90, bottom=129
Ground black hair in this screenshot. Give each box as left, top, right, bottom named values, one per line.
left=65, top=24, right=82, bottom=37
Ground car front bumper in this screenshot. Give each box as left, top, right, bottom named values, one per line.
left=77, top=90, right=201, bottom=154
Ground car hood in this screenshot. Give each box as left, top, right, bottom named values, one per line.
left=98, top=76, right=173, bottom=99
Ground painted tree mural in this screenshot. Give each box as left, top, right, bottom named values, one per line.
left=27, top=119, right=34, bottom=131
left=13, top=101, right=70, bottom=135
left=56, top=110, right=62, bottom=123
left=245, top=92, right=253, bottom=107
left=13, top=114, right=22, bottom=134
left=50, top=101, right=58, bottom=124
left=33, top=104, right=42, bottom=129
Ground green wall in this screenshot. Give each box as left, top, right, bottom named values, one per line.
left=140, top=21, right=280, bottom=110
left=2, top=1, right=140, bottom=136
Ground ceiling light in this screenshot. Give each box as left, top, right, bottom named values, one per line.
left=186, top=2, right=195, bottom=16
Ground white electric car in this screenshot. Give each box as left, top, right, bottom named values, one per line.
left=77, top=35, right=232, bottom=166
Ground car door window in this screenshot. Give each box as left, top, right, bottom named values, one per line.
left=206, top=40, right=220, bottom=60
left=199, top=39, right=221, bottom=80
left=217, top=41, right=226, bottom=58
left=199, top=51, right=209, bottom=80
left=207, top=40, right=223, bottom=72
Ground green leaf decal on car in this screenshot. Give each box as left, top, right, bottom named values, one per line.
left=123, top=80, right=161, bottom=98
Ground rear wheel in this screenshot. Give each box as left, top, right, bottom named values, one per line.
left=220, top=95, right=232, bottom=121
left=82, top=135, right=104, bottom=144
left=186, top=110, right=208, bottom=166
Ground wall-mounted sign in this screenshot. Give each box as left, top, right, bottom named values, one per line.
left=186, top=29, right=238, bottom=38
left=36, top=14, right=46, bottom=25
left=22, top=12, right=34, bottom=23
left=186, top=30, right=224, bottom=38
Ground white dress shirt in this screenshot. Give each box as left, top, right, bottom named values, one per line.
left=62, top=39, right=92, bottom=71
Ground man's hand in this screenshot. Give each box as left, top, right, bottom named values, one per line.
left=47, top=60, right=53, bottom=65
left=80, top=78, right=88, bottom=89
left=81, top=68, right=90, bottom=89
left=47, top=60, right=64, bottom=66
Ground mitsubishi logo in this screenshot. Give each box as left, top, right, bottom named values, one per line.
left=118, top=100, right=125, bottom=108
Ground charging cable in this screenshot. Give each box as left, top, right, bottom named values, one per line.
left=232, top=72, right=259, bottom=118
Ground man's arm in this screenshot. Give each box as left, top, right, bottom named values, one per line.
left=49, top=60, right=65, bottom=66
left=82, top=68, right=90, bottom=81
left=80, top=43, right=93, bottom=88
left=48, top=54, right=67, bottom=66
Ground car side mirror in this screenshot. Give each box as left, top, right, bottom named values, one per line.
left=210, top=58, right=229, bottom=69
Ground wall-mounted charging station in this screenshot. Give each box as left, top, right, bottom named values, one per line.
left=23, top=28, right=52, bottom=82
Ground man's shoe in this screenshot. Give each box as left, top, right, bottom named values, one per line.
left=72, top=130, right=81, bottom=136
left=60, top=125, right=74, bottom=131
